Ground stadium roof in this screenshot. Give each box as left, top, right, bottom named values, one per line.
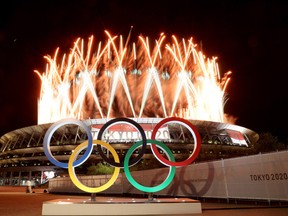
left=0, top=118, right=259, bottom=145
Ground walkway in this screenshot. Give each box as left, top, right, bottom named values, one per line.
left=0, top=186, right=287, bottom=216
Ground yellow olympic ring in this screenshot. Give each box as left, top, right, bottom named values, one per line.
left=68, top=140, right=120, bottom=193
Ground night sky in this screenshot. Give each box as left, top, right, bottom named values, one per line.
left=0, top=0, right=287, bottom=141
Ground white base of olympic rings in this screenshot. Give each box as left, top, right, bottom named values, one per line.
left=42, top=197, right=202, bottom=215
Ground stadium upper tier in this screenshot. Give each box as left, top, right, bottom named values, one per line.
left=0, top=118, right=259, bottom=168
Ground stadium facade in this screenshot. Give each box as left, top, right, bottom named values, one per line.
left=0, top=118, right=259, bottom=186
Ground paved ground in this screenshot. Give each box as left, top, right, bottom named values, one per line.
left=0, top=186, right=287, bottom=216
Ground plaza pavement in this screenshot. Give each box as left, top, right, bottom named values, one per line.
left=0, top=186, right=287, bottom=216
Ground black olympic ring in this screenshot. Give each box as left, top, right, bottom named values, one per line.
left=96, top=118, right=147, bottom=167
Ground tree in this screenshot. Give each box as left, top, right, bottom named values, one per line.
left=254, top=132, right=286, bottom=153
left=86, top=162, right=115, bottom=175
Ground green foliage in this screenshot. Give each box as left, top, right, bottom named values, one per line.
left=86, top=162, right=115, bottom=175
left=130, top=159, right=166, bottom=171
left=254, top=132, right=286, bottom=153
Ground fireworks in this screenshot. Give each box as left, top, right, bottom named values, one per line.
left=35, top=31, right=231, bottom=124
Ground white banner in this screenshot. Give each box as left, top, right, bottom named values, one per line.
left=49, top=150, right=288, bottom=201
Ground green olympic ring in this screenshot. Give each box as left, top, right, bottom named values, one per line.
left=124, top=139, right=176, bottom=193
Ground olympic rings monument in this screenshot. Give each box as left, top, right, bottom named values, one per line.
left=0, top=32, right=262, bottom=215
left=42, top=117, right=203, bottom=215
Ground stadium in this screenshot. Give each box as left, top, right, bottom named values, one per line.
left=0, top=33, right=259, bottom=189
left=0, top=117, right=259, bottom=187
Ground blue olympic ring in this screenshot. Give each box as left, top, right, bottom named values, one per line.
left=43, top=118, right=93, bottom=168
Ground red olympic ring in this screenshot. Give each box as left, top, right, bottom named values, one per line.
left=151, top=117, right=201, bottom=166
